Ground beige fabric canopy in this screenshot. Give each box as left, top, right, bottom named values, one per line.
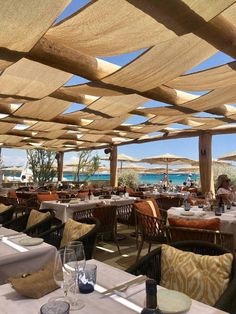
left=0, top=1, right=236, bottom=152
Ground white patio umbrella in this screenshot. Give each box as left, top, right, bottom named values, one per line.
left=2, top=166, right=23, bottom=173
left=217, top=151, right=236, bottom=162
left=144, top=167, right=170, bottom=174
left=120, top=163, right=146, bottom=172
left=140, top=153, right=196, bottom=183
left=174, top=166, right=199, bottom=173
left=101, top=153, right=140, bottom=169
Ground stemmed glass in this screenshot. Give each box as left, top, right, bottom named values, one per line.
left=65, top=242, right=86, bottom=310
left=52, top=249, right=84, bottom=311
left=66, top=241, right=86, bottom=272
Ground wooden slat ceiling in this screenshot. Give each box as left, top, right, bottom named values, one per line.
left=1, top=0, right=236, bottom=152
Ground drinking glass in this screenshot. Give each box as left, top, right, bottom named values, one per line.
left=53, top=250, right=65, bottom=295
left=64, top=246, right=85, bottom=310
left=66, top=241, right=86, bottom=273
left=51, top=249, right=84, bottom=311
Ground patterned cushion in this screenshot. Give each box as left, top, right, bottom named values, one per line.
left=60, top=218, right=94, bottom=248
left=0, top=204, right=11, bottom=213
left=160, top=244, right=233, bottom=306
left=168, top=217, right=220, bottom=230
left=134, top=198, right=161, bottom=217
left=26, top=209, right=50, bottom=229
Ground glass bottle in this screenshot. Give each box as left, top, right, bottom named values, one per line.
left=141, top=279, right=163, bottom=314
left=219, top=196, right=225, bottom=213
left=215, top=197, right=223, bottom=216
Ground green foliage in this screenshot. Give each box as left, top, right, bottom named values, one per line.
left=213, top=163, right=236, bottom=189
left=27, top=149, right=56, bottom=185
left=118, top=169, right=139, bottom=189
left=74, top=151, right=100, bottom=182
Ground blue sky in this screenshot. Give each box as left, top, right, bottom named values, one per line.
left=2, top=0, right=236, bottom=166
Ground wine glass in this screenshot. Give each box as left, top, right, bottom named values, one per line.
left=63, top=249, right=78, bottom=288
left=64, top=246, right=85, bottom=311
left=66, top=241, right=86, bottom=273
left=52, top=249, right=77, bottom=296
left=53, top=250, right=65, bottom=294
left=51, top=249, right=84, bottom=311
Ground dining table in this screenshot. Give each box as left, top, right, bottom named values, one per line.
left=0, top=227, right=56, bottom=285
left=143, top=191, right=188, bottom=199
left=0, top=259, right=228, bottom=314
left=40, top=196, right=137, bottom=223
left=168, top=206, right=236, bottom=249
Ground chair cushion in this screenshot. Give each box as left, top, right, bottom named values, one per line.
left=160, top=244, right=233, bottom=306
left=37, top=193, right=59, bottom=203
left=135, top=199, right=161, bottom=218
left=60, top=218, right=94, bottom=248
left=0, top=204, right=11, bottom=213
left=168, top=217, right=220, bottom=230
left=26, top=209, right=50, bottom=229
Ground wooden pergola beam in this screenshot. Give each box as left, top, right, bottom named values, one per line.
left=56, top=151, right=64, bottom=182
left=199, top=133, right=214, bottom=195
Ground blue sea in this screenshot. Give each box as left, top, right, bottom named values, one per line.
left=63, top=173, right=199, bottom=185
left=7, top=172, right=199, bottom=185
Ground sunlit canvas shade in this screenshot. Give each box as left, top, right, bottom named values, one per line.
left=0, top=1, right=236, bottom=152
left=218, top=151, right=236, bottom=162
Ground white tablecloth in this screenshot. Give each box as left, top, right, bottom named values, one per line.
left=168, top=206, right=236, bottom=248
left=0, top=228, right=56, bottom=285
left=143, top=191, right=188, bottom=198
left=40, top=197, right=136, bottom=223
left=0, top=260, right=228, bottom=314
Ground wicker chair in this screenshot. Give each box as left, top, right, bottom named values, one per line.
left=3, top=210, right=53, bottom=237
left=116, top=203, right=135, bottom=226
left=127, top=241, right=236, bottom=314
left=135, top=209, right=166, bottom=261
left=156, top=196, right=183, bottom=210
left=93, top=205, right=121, bottom=254
left=0, top=206, right=14, bottom=224
left=73, top=208, right=95, bottom=220
left=166, top=225, right=235, bottom=253
left=39, top=217, right=100, bottom=260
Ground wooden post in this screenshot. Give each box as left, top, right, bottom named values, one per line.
left=0, top=148, right=2, bottom=187
left=56, top=152, right=64, bottom=182
left=110, top=146, right=118, bottom=187
left=199, top=133, right=214, bottom=196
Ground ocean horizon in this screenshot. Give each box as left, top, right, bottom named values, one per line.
left=63, top=173, right=199, bottom=185
left=5, top=172, right=199, bottom=185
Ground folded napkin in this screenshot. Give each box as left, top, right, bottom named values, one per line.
left=115, top=282, right=145, bottom=298
left=9, top=260, right=59, bottom=299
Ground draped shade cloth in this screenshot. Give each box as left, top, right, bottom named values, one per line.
left=0, top=1, right=236, bottom=152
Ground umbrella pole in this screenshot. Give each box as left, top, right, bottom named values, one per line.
left=166, top=162, right=169, bottom=186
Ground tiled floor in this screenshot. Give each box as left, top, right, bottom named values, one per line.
left=94, top=223, right=160, bottom=270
